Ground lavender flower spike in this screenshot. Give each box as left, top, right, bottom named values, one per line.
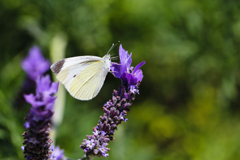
left=22, top=75, right=59, bottom=160
left=80, top=44, right=145, bottom=158
left=21, top=46, right=50, bottom=80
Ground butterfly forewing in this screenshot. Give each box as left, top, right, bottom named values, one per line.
left=74, top=67, right=102, bottom=100
left=55, top=61, right=91, bottom=87
left=51, top=55, right=110, bottom=101
left=68, top=60, right=107, bottom=100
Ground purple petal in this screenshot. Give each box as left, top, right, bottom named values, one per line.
left=24, top=94, right=47, bottom=108
left=111, top=62, right=128, bottom=78
left=24, top=94, right=36, bottom=106
left=50, top=145, right=54, bottom=151
left=101, top=131, right=106, bottom=136
left=24, top=122, right=30, bottom=129
left=119, top=45, right=132, bottom=67
left=45, top=100, right=55, bottom=110
left=120, top=72, right=138, bottom=86
left=104, top=153, right=109, bottom=157
left=48, top=82, right=59, bottom=95
left=125, top=52, right=132, bottom=69
left=21, top=60, right=32, bottom=73
left=21, top=46, right=50, bottom=80
left=133, top=61, right=146, bottom=74
left=119, top=44, right=128, bottom=64
left=120, top=72, right=129, bottom=85
left=33, top=101, right=46, bottom=108
left=38, top=61, right=50, bottom=74
left=134, top=69, right=143, bottom=82
left=110, top=63, right=122, bottom=78
left=29, top=46, right=44, bottom=59
left=129, top=74, right=138, bottom=85
left=36, top=75, right=51, bottom=94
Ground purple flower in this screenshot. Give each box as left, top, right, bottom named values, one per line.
left=86, top=139, right=96, bottom=150
left=24, top=75, right=58, bottom=109
left=50, top=146, right=65, bottom=160
left=129, top=85, right=139, bottom=94
left=110, top=45, right=132, bottom=78
left=15, top=46, right=50, bottom=110
left=120, top=112, right=128, bottom=122
left=24, top=122, right=30, bottom=129
left=99, top=146, right=107, bottom=156
left=100, top=131, right=106, bottom=137
left=80, top=45, right=145, bottom=158
left=22, top=75, right=58, bottom=160
left=93, top=130, right=99, bottom=136
left=27, top=137, right=39, bottom=144
left=111, top=44, right=145, bottom=88
left=103, top=153, right=109, bottom=158
left=21, top=46, right=50, bottom=80
left=100, top=145, right=107, bottom=152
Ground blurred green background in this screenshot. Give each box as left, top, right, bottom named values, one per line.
left=1, top=0, right=240, bottom=159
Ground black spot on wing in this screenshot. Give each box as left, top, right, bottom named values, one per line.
left=51, top=59, right=65, bottom=74
left=73, top=75, right=76, bottom=78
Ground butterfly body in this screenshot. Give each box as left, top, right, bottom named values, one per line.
left=51, top=54, right=111, bottom=101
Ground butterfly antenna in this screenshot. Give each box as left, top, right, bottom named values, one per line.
left=111, top=56, right=119, bottom=60
left=107, top=41, right=120, bottom=55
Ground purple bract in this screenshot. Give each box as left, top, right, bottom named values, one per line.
left=21, top=46, right=50, bottom=80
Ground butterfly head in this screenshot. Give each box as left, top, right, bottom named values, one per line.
left=104, top=42, right=120, bottom=70
left=103, top=54, right=111, bottom=71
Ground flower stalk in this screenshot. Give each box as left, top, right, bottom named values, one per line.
left=80, top=44, right=145, bottom=158
left=21, top=46, right=65, bottom=160
left=22, top=75, right=59, bottom=159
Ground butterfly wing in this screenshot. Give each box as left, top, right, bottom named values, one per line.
left=51, top=56, right=109, bottom=100
left=51, top=56, right=103, bottom=75
left=69, top=61, right=108, bottom=100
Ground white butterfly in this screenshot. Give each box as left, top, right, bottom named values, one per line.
left=51, top=44, right=118, bottom=101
